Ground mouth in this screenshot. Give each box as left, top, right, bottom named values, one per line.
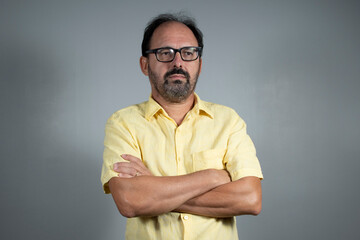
left=164, top=68, right=189, bottom=82
left=168, top=74, right=186, bottom=80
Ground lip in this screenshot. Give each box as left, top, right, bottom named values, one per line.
left=168, top=74, right=186, bottom=79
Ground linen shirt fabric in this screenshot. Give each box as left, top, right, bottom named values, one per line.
left=101, top=93, right=263, bottom=240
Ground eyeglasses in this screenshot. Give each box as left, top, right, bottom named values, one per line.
left=145, top=46, right=202, bottom=62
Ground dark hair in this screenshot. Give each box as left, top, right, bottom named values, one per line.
left=141, top=13, right=204, bottom=57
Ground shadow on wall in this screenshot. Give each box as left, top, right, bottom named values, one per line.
left=1, top=37, right=125, bottom=240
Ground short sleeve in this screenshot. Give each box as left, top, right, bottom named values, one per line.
left=100, top=114, right=141, bottom=194
left=224, top=114, right=263, bottom=181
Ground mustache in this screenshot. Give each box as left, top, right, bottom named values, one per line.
left=164, top=68, right=190, bottom=79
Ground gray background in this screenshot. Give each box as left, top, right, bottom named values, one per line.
left=1, top=0, right=359, bottom=239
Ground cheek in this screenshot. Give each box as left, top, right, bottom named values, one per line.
left=152, top=64, right=169, bottom=77
left=189, top=64, right=201, bottom=77
left=149, top=64, right=164, bottom=79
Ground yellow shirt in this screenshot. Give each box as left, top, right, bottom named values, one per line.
left=101, top=93, right=263, bottom=240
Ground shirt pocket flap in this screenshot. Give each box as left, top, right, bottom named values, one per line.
left=192, top=148, right=227, bottom=171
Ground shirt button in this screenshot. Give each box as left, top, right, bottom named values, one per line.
left=183, top=215, right=189, bottom=220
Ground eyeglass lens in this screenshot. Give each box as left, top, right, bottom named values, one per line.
left=156, top=47, right=199, bottom=62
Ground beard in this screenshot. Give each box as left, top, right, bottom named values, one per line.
left=148, top=65, right=200, bottom=103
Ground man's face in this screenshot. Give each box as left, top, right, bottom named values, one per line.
left=142, top=21, right=202, bottom=103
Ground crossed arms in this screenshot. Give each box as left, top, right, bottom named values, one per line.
left=108, top=154, right=262, bottom=218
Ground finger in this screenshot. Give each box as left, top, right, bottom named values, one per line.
left=113, top=164, right=138, bottom=176
left=121, top=154, right=147, bottom=170
left=115, top=161, right=144, bottom=175
left=113, top=162, right=134, bottom=171
left=120, top=154, right=152, bottom=176
left=121, top=154, right=142, bottom=164
left=118, top=173, right=134, bottom=178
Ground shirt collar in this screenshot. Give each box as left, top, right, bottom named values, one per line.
left=144, top=95, right=164, bottom=120
left=193, top=93, right=214, bottom=119
left=144, top=93, right=214, bottom=121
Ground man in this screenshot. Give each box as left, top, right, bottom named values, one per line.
left=101, top=13, right=263, bottom=240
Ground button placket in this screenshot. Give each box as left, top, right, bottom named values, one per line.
left=181, top=213, right=191, bottom=239
left=175, top=127, right=181, bottom=174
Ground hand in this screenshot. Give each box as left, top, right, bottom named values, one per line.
left=216, top=169, right=231, bottom=185
left=113, top=154, right=153, bottom=178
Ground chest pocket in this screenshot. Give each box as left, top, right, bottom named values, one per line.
left=192, top=148, right=226, bottom=171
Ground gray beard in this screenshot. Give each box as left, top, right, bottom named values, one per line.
left=162, top=79, right=191, bottom=103
left=148, top=67, right=198, bottom=103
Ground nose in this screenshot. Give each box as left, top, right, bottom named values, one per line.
left=172, top=51, right=183, bottom=68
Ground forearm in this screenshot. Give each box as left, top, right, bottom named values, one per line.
left=175, top=176, right=262, bottom=218
left=108, top=169, right=229, bottom=218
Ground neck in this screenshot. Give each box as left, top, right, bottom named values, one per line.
left=152, top=92, right=195, bottom=126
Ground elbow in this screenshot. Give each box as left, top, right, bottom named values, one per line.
left=248, top=192, right=262, bottom=216
left=231, top=177, right=263, bottom=216
left=109, top=178, right=142, bottom=218
left=234, top=191, right=262, bottom=216
left=250, top=199, right=262, bottom=216
left=116, top=195, right=159, bottom=218
left=114, top=192, right=142, bottom=218
left=118, top=204, right=137, bottom=218
left=114, top=189, right=158, bottom=218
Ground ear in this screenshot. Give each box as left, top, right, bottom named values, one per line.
left=140, top=56, right=149, bottom=76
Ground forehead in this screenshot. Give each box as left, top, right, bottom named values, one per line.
left=150, top=21, right=198, bottom=49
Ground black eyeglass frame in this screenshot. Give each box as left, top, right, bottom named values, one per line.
left=145, top=46, right=203, bottom=62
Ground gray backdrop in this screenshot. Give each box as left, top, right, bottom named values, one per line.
left=1, top=0, right=359, bottom=239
